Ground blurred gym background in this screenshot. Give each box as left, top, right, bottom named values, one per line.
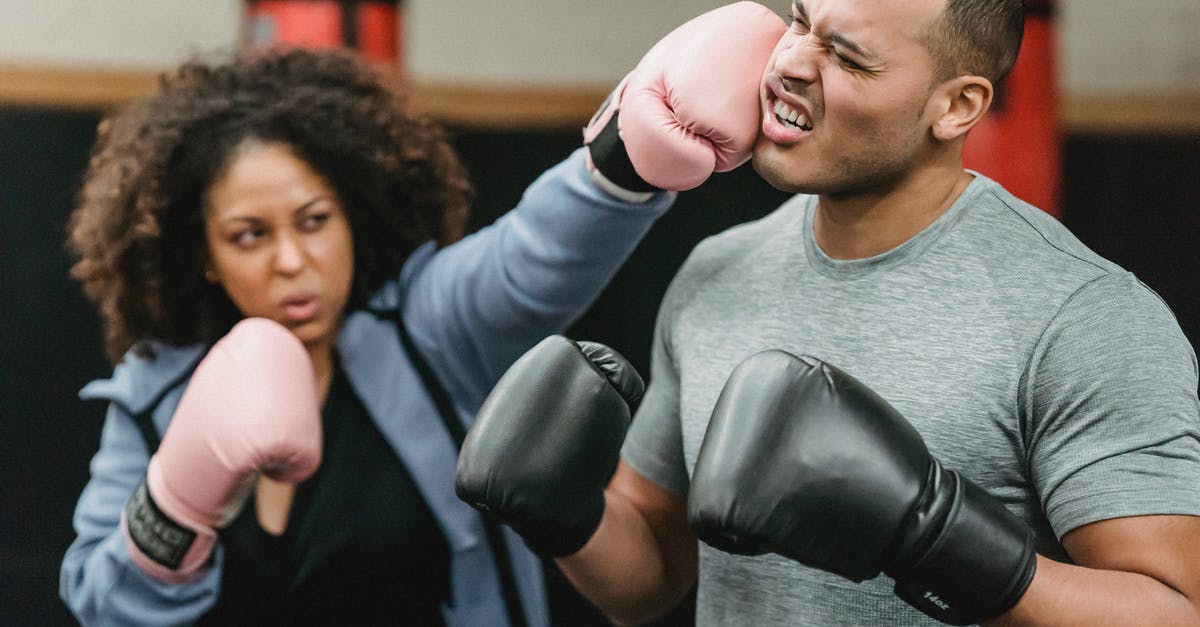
left=2, top=1, right=1197, bottom=624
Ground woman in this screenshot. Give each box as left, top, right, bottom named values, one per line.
left=59, top=47, right=672, bottom=625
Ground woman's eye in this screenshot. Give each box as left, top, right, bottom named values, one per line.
left=301, top=213, right=330, bottom=231
left=232, top=228, right=264, bottom=247
left=790, top=16, right=810, bottom=33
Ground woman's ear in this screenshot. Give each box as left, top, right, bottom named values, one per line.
left=931, top=75, right=993, bottom=142
left=204, top=264, right=219, bottom=284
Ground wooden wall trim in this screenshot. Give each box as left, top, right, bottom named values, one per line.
left=2, top=64, right=1198, bottom=134
left=1061, top=91, right=1200, bottom=135
left=0, top=65, right=161, bottom=110
left=407, top=81, right=608, bottom=130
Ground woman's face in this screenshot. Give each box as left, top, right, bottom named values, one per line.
left=203, top=140, right=355, bottom=351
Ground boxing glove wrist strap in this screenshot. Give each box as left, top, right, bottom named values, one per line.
left=124, top=480, right=197, bottom=569
left=887, top=462, right=1037, bottom=625
left=588, top=166, right=656, bottom=204
left=122, top=478, right=216, bottom=581
left=585, top=100, right=659, bottom=201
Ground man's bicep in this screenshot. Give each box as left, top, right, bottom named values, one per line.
left=1063, top=514, right=1200, bottom=601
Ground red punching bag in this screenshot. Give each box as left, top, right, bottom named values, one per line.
left=243, top=0, right=404, bottom=68
left=963, top=0, right=1061, bottom=218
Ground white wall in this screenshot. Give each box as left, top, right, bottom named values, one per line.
left=404, top=0, right=730, bottom=87
left=1058, top=0, right=1200, bottom=92
left=0, top=0, right=243, bottom=70
left=1, top=0, right=1198, bottom=93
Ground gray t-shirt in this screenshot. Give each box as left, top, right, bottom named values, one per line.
left=622, top=174, right=1200, bottom=626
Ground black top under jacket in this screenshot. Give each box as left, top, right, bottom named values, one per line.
left=201, top=361, right=452, bottom=626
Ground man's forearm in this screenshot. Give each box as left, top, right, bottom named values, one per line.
left=556, top=489, right=697, bottom=626
left=987, top=555, right=1199, bottom=626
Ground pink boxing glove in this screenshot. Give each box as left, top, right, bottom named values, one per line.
left=584, top=1, right=786, bottom=197
left=121, top=317, right=322, bottom=582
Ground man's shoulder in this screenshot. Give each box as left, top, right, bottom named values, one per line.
left=657, top=195, right=811, bottom=321
left=687, top=193, right=810, bottom=264
left=956, top=176, right=1126, bottom=285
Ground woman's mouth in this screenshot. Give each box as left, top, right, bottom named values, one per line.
left=280, top=295, right=319, bottom=322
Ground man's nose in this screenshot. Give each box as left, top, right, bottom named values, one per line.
left=773, top=34, right=821, bottom=88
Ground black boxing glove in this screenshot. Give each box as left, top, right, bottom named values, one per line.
left=455, top=335, right=643, bottom=557
left=687, top=350, right=1036, bottom=625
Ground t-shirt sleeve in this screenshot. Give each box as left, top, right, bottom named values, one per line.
left=1027, top=271, right=1200, bottom=538
left=621, top=276, right=691, bottom=496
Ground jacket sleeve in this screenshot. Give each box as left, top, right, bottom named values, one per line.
left=399, top=147, right=675, bottom=411
left=59, top=401, right=222, bottom=626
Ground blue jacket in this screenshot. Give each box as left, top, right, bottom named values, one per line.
left=59, top=149, right=673, bottom=626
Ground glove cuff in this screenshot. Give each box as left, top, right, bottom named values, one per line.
left=587, top=165, right=656, bottom=204
left=123, top=479, right=217, bottom=582
left=583, top=80, right=659, bottom=198
left=512, top=496, right=605, bottom=558
left=888, top=461, right=1037, bottom=625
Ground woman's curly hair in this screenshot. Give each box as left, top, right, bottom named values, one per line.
left=67, top=47, right=473, bottom=364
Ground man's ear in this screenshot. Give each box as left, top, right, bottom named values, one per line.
left=930, top=75, right=993, bottom=142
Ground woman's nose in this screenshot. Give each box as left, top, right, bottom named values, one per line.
left=273, top=232, right=306, bottom=274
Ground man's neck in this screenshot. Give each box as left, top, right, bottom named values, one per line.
left=813, top=165, right=973, bottom=260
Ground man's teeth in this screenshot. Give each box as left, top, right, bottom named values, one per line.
left=773, top=100, right=811, bottom=130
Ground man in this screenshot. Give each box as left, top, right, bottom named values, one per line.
left=457, top=1, right=1200, bottom=624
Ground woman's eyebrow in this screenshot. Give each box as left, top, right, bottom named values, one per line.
left=291, top=196, right=328, bottom=215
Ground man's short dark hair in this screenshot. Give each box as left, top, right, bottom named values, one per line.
left=926, top=0, right=1026, bottom=85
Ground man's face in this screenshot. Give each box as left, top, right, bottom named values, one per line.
left=754, top=0, right=947, bottom=195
